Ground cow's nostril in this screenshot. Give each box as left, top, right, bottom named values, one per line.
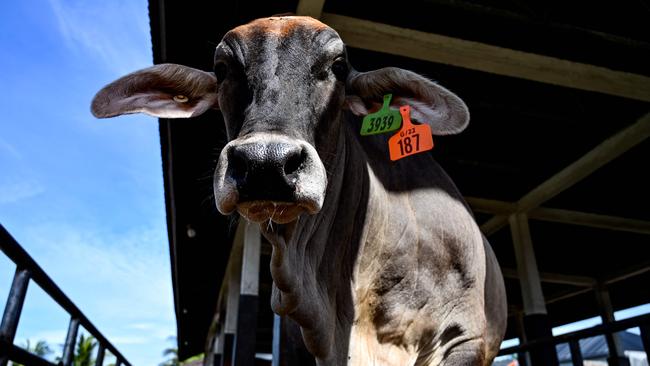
left=283, top=149, right=306, bottom=176
left=229, top=148, right=248, bottom=181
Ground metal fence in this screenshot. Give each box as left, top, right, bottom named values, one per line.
left=498, top=313, right=650, bottom=366
left=0, top=224, right=132, bottom=366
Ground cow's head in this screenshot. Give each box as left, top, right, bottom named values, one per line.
left=92, top=16, right=469, bottom=224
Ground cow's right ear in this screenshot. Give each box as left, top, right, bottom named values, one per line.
left=91, top=63, right=219, bottom=119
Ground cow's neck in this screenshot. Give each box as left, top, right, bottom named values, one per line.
left=261, top=120, right=370, bottom=363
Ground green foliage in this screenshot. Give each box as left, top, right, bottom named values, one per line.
left=73, top=334, right=97, bottom=366
left=13, top=335, right=98, bottom=366
left=11, top=339, right=53, bottom=366
left=27, top=339, right=53, bottom=357
left=159, top=336, right=179, bottom=366
left=181, top=353, right=204, bottom=365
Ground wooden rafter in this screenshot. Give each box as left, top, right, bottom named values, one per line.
left=296, top=0, right=326, bottom=18
left=466, top=197, right=650, bottom=235
left=518, top=113, right=650, bottom=211
left=545, top=287, right=594, bottom=305
left=541, top=262, right=650, bottom=306
left=321, top=13, right=650, bottom=102
left=507, top=260, right=650, bottom=309
left=481, top=215, right=511, bottom=236
left=477, top=112, right=650, bottom=235
left=529, top=208, right=650, bottom=236
left=604, top=260, right=650, bottom=286
left=501, top=268, right=596, bottom=288
left=465, top=197, right=517, bottom=215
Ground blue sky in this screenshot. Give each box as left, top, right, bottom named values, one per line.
left=0, top=0, right=174, bottom=365
left=1, top=1, right=649, bottom=365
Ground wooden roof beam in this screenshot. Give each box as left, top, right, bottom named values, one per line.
left=296, top=0, right=326, bottom=19
left=505, top=262, right=650, bottom=308
left=517, top=113, right=650, bottom=212
left=604, top=261, right=650, bottom=286
left=480, top=215, right=510, bottom=236
left=545, top=287, right=593, bottom=305
left=466, top=197, right=650, bottom=236
left=478, top=112, right=650, bottom=236
left=529, top=208, right=650, bottom=236
left=321, top=13, right=650, bottom=102
left=466, top=197, right=517, bottom=215
left=502, top=268, right=597, bottom=288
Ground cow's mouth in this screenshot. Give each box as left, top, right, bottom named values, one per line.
left=237, top=200, right=317, bottom=224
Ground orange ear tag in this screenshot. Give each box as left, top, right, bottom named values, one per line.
left=388, top=105, right=434, bottom=161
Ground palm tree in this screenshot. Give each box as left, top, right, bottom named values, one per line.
left=11, top=339, right=53, bottom=366
left=51, top=333, right=98, bottom=366
left=159, top=336, right=179, bottom=366
left=73, top=334, right=97, bottom=366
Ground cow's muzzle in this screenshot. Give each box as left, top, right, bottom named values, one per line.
left=213, top=133, right=327, bottom=223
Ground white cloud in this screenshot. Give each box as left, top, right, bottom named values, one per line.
left=47, top=0, right=152, bottom=75
left=23, top=221, right=173, bottom=314
left=128, top=322, right=157, bottom=330
left=0, top=139, right=44, bottom=204
left=0, top=137, right=21, bottom=159
left=110, top=335, right=150, bottom=346
left=0, top=179, right=45, bottom=204
left=13, top=221, right=175, bottom=365
left=17, top=330, right=67, bottom=348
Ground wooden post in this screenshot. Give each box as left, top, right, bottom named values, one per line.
left=514, top=311, right=531, bottom=366
left=233, top=222, right=261, bottom=366
left=272, top=314, right=280, bottom=366
left=205, top=318, right=224, bottom=366
left=639, top=323, right=650, bottom=358
left=595, top=286, right=629, bottom=366
left=221, top=223, right=245, bottom=366
left=272, top=314, right=316, bottom=366
left=569, top=339, right=583, bottom=366
left=510, top=214, right=546, bottom=315
left=510, top=214, right=558, bottom=366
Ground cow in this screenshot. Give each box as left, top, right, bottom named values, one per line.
left=91, top=16, right=507, bottom=366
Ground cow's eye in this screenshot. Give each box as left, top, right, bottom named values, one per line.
left=214, top=62, right=228, bottom=81
left=331, top=57, right=348, bottom=81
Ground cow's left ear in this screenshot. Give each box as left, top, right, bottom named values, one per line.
left=344, top=67, right=469, bottom=135
left=91, top=63, right=219, bottom=119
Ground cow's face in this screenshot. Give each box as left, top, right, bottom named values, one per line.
left=91, top=16, right=470, bottom=225
left=212, top=17, right=348, bottom=223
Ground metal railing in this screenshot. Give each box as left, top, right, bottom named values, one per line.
left=0, top=224, right=132, bottom=366
left=498, top=313, right=650, bottom=366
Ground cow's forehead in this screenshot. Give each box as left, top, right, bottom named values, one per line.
left=230, top=16, right=330, bottom=39
left=224, top=16, right=343, bottom=56
left=218, top=16, right=344, bottom=69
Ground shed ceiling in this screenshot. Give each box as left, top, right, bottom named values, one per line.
left=147, top=0, right=650, bottom=359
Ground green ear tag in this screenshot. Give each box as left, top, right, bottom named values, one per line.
left=360, top=94, right=402, bottom=136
